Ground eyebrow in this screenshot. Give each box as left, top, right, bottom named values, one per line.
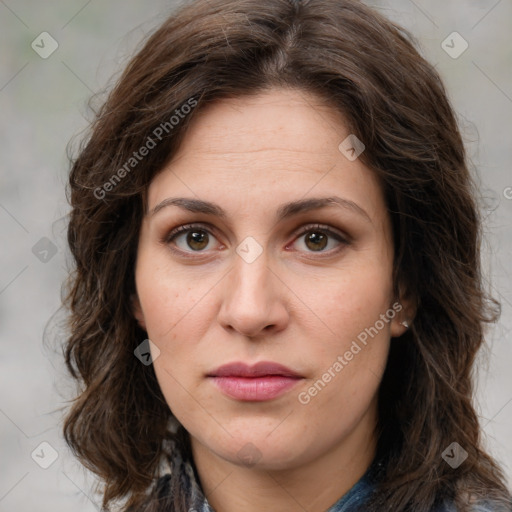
left=148, top=195, right=371, bottom=223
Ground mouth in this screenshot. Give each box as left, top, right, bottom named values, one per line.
left=206, top=361, right=304, bottom=402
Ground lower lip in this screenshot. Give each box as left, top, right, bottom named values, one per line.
left=208, top=376, right=302, bottom=401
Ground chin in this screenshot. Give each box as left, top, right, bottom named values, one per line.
left=209, top=433, right=305, bottom=471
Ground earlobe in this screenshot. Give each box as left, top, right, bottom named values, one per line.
left=390, top=285, right=417, bottom=338
left=131, top=294, right=146, bottom=330
left=391, top=314, right=409, bottom=338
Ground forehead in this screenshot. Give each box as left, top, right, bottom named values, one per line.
left=145, top=87, right=385, bottom=225
left=170, top=88, right=345, bottom=158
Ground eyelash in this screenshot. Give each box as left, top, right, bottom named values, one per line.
left=161, top=222, right=350, bottom=258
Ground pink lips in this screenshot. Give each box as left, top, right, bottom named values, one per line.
left=207, top=361, right=303, bottom=401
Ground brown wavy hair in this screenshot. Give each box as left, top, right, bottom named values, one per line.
left=61, top=0, right=512, bottom=510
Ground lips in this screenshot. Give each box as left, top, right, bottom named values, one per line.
left=207, top=361, right=304, bottom=401
left=207, top=361, right=302, bottom=378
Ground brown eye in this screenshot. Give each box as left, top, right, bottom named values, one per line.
left=291, top=224, right=349, bottom=255
left=304, top=231, right=328, bottom=251
left=185, top=230, right=209, bottom=251
left=165, top=224, right=219, bottom=253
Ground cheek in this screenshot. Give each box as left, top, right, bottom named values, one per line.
left=295, top=257, right=394, bottom=346
left=295, top=278, right=392, bottom=438
left=135, top=252, right=207, bottom=341
left=135, top=254, right=217, bottom=387
left=292, top=254, right=394, bottom=405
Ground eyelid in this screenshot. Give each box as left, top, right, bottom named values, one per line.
left=163, top=222, right=218, bottom=242
left=162, top=222, right=222, bottom=249
left=162, top=221, right=351, bottom=256
left=290, top=223, right=350, bottom=244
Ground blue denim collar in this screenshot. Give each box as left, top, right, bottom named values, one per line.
left=325, top=457, right=382, bottom=512
left=188, top=455, right=385, bottom=512
left=161, top=446, right=499, bottom=512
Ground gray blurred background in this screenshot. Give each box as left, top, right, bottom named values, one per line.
left=0, top=1, right=511, bottom=510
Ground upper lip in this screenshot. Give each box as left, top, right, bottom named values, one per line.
left=207, top=361, right=303, bottom=378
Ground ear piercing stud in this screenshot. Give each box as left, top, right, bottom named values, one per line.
left=401, top=320, right=409, bottom=328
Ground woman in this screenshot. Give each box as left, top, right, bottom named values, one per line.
left=61, top=0, right=512, bottom=511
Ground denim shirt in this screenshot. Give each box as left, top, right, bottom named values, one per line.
left=161, top=449, right=506, bottom=512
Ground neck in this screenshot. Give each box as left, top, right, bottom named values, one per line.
left=189, top=405, right=378, bottom=512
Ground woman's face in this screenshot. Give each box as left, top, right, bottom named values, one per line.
left=133, top=87, right=409, bottom=471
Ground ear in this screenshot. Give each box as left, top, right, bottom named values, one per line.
left=390, top=283, right=417, bottom=338
left=131, top=293, right=147, bottom=330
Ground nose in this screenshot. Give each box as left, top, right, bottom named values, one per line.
left=217, top=250, right=289, bottom=338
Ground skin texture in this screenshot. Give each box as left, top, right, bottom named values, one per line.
left=132, top=87, right=412, bottom=512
